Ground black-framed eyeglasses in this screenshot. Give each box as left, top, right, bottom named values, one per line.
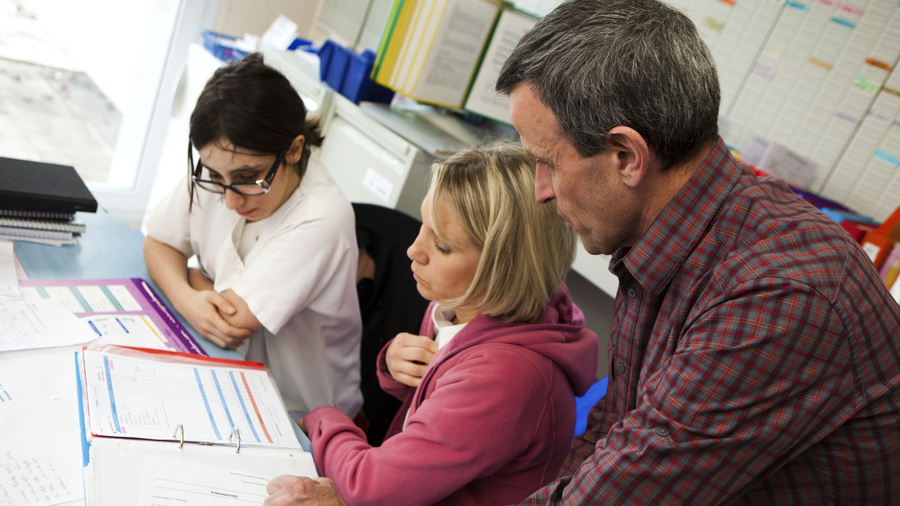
left=192, top=151, right=286, bottom=196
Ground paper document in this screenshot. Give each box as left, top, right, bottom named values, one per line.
left=0, top=299, right=95, bottom=352
left=22, top=278, right=206, bottom=355
left=82, top=346, right=300, bottom=449
left=138, top=456, right=313, bottom=505
left=0, top=349, right=86, bottom=505
left=0, top=398, right=84, bottom=505
left=82, top=313, right=170, bottom=350
left=86, top=437, right=317, bottom=505
left=0, top=239, right=20, bottom=299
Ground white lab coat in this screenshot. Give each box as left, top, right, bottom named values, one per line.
left=144, top=156, right=362, bottom=416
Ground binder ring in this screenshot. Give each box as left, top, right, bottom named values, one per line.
left=230, top=427, right=241, bottom=454
left=173, top=423, right=184, bottom=448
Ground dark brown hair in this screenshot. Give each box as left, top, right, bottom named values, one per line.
left=188, top=52, right=323, bottom=204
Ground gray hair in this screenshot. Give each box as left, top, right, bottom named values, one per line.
left=496, top=0, right=720, bottom=169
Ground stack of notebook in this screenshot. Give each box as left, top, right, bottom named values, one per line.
left=0, top=156, right=98, bottom=245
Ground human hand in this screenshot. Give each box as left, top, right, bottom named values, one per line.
left=264, top=475, right=345, bottom=506
left=385, top=332, right=439, bottom=387
left=178, top=289, right=253, bottom=349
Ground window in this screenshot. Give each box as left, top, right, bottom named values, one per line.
left=0, top=0, right=216, bottom=226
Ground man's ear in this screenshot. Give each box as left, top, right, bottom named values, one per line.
left=286, top=134, right=306, bottom=164
left=607, top=126, right=650, bottom=188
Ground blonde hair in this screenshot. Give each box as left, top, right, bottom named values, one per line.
left=429, top=142, right=576, bottom=323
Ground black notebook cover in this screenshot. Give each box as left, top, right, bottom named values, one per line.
left=0, top=156, right=98, bottom=213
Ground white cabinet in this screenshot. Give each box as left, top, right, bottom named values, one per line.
left=318, top=94, right=434, bottom=220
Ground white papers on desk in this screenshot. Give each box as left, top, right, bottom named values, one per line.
left=0, top=299, right=95, bottom=352
left=0, top=239, right=21, bottom=299
left=0, top=348, right=85, bottom=505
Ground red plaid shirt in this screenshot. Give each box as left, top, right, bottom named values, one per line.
left=523, top=139, right=900, bottom=504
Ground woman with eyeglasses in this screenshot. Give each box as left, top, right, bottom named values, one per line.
left=143, top=52, right=363, bottom=421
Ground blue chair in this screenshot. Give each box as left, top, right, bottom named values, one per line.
left=574, top=376, right=608, bottom=436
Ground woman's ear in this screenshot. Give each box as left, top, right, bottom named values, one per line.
left=285, top=134, right=306, bottom=164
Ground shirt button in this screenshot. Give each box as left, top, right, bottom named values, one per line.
left=616, top=361, right=627, bottom=375
left=627, top=287, right=637, bottom=298
left=654, top=427, right=670, bottom=438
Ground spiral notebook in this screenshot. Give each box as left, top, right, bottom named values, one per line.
left=0, top=215, right=87, bottom=233
left=0, top=224, right=75, bottom=242
left=0, top=207, right=76, bottom=221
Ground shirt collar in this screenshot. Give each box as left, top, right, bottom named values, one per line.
left=612, top=138, right=742, bottom=295
left=432, top=304, right=467, bottom=350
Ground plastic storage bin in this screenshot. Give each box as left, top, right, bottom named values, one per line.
left=202, top=30, right=251, bottom=62
left=317, top=40, right=394, bottom=105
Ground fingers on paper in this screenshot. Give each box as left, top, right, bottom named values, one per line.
left=264, top=475, right=344, bottom=505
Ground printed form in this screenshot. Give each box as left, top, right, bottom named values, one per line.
left=82, top=348, right=300, bottom=449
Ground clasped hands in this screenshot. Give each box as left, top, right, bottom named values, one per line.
left=180, top=267, right=259, bottom=349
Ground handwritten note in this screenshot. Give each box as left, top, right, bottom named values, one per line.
left=0, top=450, right=78, bottom=505
left=0, top=350, right=84, bottom=505
left=0, top=299, right=96, bottom=352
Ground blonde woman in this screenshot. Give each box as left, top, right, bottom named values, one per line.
left=279, top=143, right=599, bottom=506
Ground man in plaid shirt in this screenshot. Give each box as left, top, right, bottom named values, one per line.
left=496, top=0, right=900, bottom=503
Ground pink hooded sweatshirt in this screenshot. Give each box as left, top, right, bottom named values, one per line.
left=305, top=285, right=599, bottom=505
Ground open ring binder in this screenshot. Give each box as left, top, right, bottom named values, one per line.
left=171, top=424, right=243, bottom=453
left=81, top=344, right=302, bottom=452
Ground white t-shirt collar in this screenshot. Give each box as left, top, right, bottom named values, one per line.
left=432, top=304, right=467, bottom=349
